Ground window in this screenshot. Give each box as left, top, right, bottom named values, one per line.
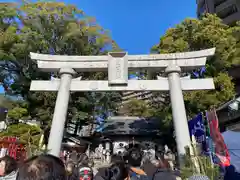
left=217, top=4, right=238, bottom=19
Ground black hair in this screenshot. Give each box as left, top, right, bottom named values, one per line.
left=105, top=162, right=128, bottom=180
left=0, top=155, right=17, bottom=175
left=111, top=155, right=124, bottom=164
left=16, top=154, right=66, bottom=180
left=125, top=148, right=142, bottom=167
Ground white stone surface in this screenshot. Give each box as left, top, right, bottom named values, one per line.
left=30, top=48, right=215, bottom=61
left=35, top=57, right=208, bottom=72
left=30, top=79, right=215, bottom=91
left=47, top=68, right=75, bottom=156
left=30, top=48, right=216, bottom=72
left=108, top=52, right=128, bottom=85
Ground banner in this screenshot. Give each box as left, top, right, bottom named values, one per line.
left=206, top=109, right=230, bottom=166
left=188, top=113, right=206, bottom=143
left=0, top=137, right=26, bottom=160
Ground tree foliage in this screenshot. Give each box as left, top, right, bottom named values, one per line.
left=0, top=94, right=30, bottom=121
left=152, top=14, right=239, bottom=117
left=0, top=94, right=15, bottom=109
left=118, top=98, right=155, bottom=117
left=7, top=101, right=30, bottom=121
left=0, top=123, right=42, bottom=147
left=0, top=1, right=121, bottom=130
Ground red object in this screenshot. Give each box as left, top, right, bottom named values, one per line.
left=0, top=136, right=26, bottom=161
left=207, top=110, right=230, bottom=166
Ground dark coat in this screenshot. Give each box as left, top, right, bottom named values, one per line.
left=151, top=169, right=177, bottom=180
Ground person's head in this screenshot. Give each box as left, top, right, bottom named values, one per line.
left=77, top=154, right=93, bottom=180
left=104, top=162, right=128, bottom=180
left=16, top=154, right=66, bottom=180
left=78, top=166, right=93, bottom=180
left=0, top=155, right=17, bottom=176
left=66, top=160, right=76, bottom=174
left=125, top=148, right=142, bottom=167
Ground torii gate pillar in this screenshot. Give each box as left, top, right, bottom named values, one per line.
left=165, top=65, right=191, bottom=156
left=47, top=68, right=76, bottom=156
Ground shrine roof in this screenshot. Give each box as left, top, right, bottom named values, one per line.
left=102, top=116, right=162, bottom=136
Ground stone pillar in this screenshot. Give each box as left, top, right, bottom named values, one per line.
left=47, top=68, right=76, bottom=157
left=165, top=65, right=191, bottom=161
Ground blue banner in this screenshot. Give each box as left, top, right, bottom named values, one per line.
left=188, top=113, right=206, bottom=143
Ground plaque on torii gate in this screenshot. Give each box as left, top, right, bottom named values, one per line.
left=30, top=48, right=215, bottom=159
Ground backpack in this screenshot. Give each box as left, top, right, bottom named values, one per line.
left=78, top=167, right=93, bottom=180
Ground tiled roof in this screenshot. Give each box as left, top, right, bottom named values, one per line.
left=102, top=116, right=162, bottom=136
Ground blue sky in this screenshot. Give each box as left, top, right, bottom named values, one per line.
left=5, top=0, right=197, bottom=54
left=64, top=0, right=197, bottom=54
left=1, top=0, right=197, bottom=93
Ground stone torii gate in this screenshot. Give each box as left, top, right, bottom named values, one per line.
left=30, top=48, right=216, bottom=158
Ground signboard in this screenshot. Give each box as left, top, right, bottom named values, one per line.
left=108, top=52, right=128, bottom=85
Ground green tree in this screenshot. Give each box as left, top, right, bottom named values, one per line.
left=0, top=94, right=30, bottom=122
left=119, top=99, right=155, bottom=117
left=0, top=123, right=42, bottom=147
left=0, top=94, right=15, bottom=109
left=152, top=14, right=239, bottom=118
left=0, top=2, right=121, bottom=129
left=7, top=101, right=30, bottom=121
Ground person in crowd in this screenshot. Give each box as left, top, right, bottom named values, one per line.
left=76, top=153, right=94, bottom=180
left=66, top=160, right=76, bottom=173
left=78, top=153, right=90, bottom=167
left=0, top=155, right=18, bottom=180
left=94, top=156, right=128, bottom=180
left=124, top=147, right=148, bottom=179
left=16, top=154, right=66, bottom=180
left=66, top=160, right=78, bottom=180
left=224, top=164, right=240, bottom=180
left=142, top=154, right=177, bottom=180
left=78, top=166, right=93, bottom=180
left=69, top=149, right=78, bottom=163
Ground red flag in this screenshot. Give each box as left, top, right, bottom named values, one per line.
left=206, top=109, right=230, bottom=166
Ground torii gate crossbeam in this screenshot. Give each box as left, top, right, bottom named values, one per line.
left=29, top=48, right=216, bottom=160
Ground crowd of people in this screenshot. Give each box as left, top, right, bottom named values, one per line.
left=0, top=147, right=239, bottom=180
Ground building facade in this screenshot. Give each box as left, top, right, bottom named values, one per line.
left=121, top=91, right=166, bottom=105
left=120, top=74, right=166, bottom=106
left=197, top=0, right=240, bottom=25
left=218, top=65, right=240, bottom=132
